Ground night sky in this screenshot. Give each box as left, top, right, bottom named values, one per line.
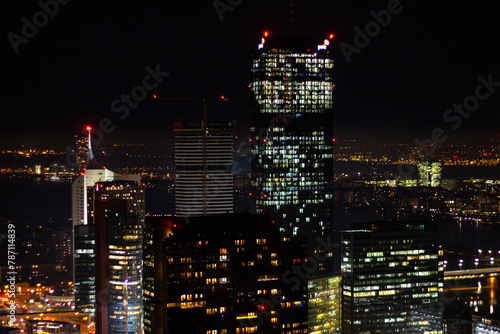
left=1, top=1, right=500, bottom=148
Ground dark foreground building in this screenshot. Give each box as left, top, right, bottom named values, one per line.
left=341, top=221, right=443, bottom=333
left=163, top=214, right=308, bottom=333
left=143, top=216, right=180, bottom=334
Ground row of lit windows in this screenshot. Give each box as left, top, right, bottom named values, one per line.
left=180, top=293, right=205, bottom=301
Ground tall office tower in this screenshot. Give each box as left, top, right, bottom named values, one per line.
left=72, top=126, right=143, bottom=317
left=174, top=119, right=233, bottom=217
left=163, top=214, right=308, bottom=334
left=250, top=33, right=334, bottom=274
left=341, top=221, right=444, bottom=334
left=307, top=274, right=341, bottom=334
left=93, top=184, right=145, bottom=334
left=418, top=161, right=442, bottom=187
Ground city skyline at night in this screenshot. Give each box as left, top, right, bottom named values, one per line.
left=1, top=1, right=500, bottom=333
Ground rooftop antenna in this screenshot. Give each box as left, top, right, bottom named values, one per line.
left=289, top=0, right=295, bottom=36
left=86, top=126, right=94, bottom=162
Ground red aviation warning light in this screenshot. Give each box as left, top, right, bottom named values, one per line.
left=264, top=31, right=269, bottom=37
left=329, top=33, right=334, bottom=39
left=85, top=126, right=92, bottom=131
left=153, top=94, right=157, bottom=99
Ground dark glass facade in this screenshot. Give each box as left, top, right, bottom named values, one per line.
left=341, top=221, right=444, bottom=333
left=163, top=214, right=308, bottom=333
left=74, top=224, right=95, bottom=314
left=143, top=216, right=179, bottom=334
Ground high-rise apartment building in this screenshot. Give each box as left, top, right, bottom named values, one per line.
left=163, top=214, right=308, bottom=334
left=250, top=33, right=334, bottom=273
left=174, top=119, right=233, bottom=217
left=341, top=221, right=444, bottom=333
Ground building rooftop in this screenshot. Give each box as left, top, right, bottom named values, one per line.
left=253, top=34, right=334, bottom=53
left=169, top=213, right=278, bottom=236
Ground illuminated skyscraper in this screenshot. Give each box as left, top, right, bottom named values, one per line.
left=250, top=33, right=334, bottom=273
left=174, top=119, right=233, bottom=217
left=72, top=126, right=145, bottom=327
left=418, top=161, right=442, bottom=187
left=341, top=221, right=444, bottom=334
left=93, top=182, right=145, bottom=334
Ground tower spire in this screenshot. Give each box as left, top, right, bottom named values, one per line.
left=289, top=0, right=295, bottom=36
left=86, top=126, right=94, bottom=162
